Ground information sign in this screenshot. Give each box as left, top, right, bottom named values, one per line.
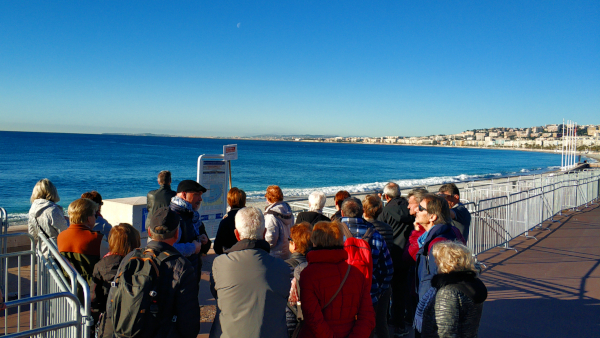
left=223, top=144, right=238, bottom=161
left=197, top=155, right=229, bottom=238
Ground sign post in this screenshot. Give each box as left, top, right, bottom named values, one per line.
left=196, top=145, right=238, bottom=239
left=223, top=144, right=238, bottom=190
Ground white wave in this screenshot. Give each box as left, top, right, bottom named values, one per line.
left=246, top=172, right=509, bottom=200
left=6, top=213, right=29, bottom=226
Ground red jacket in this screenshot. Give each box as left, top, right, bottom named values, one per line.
left=299, top=249, right=375, bottom=338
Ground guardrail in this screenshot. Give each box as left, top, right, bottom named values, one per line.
left=0, top=231, right=92, bottom=337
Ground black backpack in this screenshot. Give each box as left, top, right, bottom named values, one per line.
left=108, top=248, right=180, bottom=338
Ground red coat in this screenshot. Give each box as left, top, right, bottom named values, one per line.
left=299, top=249, right=375, bottom=338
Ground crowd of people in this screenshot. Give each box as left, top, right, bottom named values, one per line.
left=20, top=172, right=487, bottom=338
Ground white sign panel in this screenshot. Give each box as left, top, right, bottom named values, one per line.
left=223, top=144, right=238, bottom=161
left=197, top=155, right=228, bottom=238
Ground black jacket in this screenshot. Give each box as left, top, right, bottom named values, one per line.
left=91, top=254, right=123, bottom=337
left=170, top=206, right=211, bottom=279
left=147, top=185, right=176, bottom=220
left=422, top=271, right=487, bottom=338
left=377, top=197, right=414, bottom=251
left=213, top=208, right=241, bottom=255
left=102, top=241, right=200, bottom=338
left=295, top=211, right=331, bottom=226
left=365, top=218, right=394, bottom=251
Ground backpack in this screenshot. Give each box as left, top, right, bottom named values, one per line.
left=339, top=222, right=374, bottom=291
left=108, top=248, right=180, bottom=338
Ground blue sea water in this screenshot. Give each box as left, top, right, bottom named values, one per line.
left=0, top=131, right=564, bottom=223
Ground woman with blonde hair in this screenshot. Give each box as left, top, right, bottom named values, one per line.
left=28, top=178, right=69, bottom=254
left=92, top=223, right=141, bottom=338
left=298, top=221, right=375, bottom=337
left=414, top=241, right=487, bottom=338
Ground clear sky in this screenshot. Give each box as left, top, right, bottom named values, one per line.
left=1, top=1, right=598, bottom=137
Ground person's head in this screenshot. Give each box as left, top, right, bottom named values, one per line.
left=311, top=221, right=344, bottom=248
left=235, top=207, right=265, bottom=240
left=341, top=197, right=363, bottom=218
left=407, top=188, right=429, bottom=216
left=334, top=190, right=350, bottom=211
left=438, top=183, right=460, bottom=208
left=68, top=198, right=98, bottom=228
left=227, top=187, right=246, bottom=208
left=308, top=191, right=327, bottom=213
left=157, top=170, right=172, bottom=186
left=30, top=178, right=60, bottom=203
left=108, top=223, right=141, bottom=256
left=176, top=180, right=207, bottom=211
left=432, top=241, right=476, bottom=274
left=362, top=195, right=383, bottom=220
left=81, top=191, right=103, bottom=212
left=416, top=194, right=452, bottom=230
left=289, top=222, right=312, bottom=255
left=265, top=185, right=284, bottom=204
left=382, top=182, right=400, bottom=201
left=148, top=206, right=180, bottom=243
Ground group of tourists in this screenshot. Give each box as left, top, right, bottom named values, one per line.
left=22, top=171, right=487, bottom=338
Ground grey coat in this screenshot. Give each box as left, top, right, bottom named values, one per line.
left=264, top=202, right=294, bottom=260
left=422, top=271, right=487, bottom=338
left=209, top=239, right=291, bottom=338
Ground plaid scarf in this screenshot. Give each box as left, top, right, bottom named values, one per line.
left=170, top=196, right=201, bottom=237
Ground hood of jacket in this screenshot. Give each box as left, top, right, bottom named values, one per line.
left=431, top=271, right=488, bottom=304
left=29, top=199, right=62, bottom=218
left=265, top=201, right=293, bottom=216
left=306, top=248, right=348, bottom=264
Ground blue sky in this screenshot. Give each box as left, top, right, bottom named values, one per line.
left=1, top=1, right=598, bottom=137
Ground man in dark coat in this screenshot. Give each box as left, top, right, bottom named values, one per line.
left=103, top=207, right=200, bottom=338
left=170, top=180, right=211, bottom=282
left=438, top=183, right=472, bottom=242
left=146, top=170, right=177, bottom=223
left=377, top=182, right=414, bottom=337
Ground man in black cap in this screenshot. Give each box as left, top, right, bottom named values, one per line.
left=170, top=180, right=211, bottom=282
left=102, top=206, right=200, bottom=338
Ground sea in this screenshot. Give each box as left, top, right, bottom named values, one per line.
left=0, top=131, right=575, bottom=225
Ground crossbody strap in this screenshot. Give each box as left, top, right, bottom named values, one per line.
left=323, top=265, right=351, bottom=309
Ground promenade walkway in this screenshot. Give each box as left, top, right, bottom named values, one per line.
left=476, top=203, right=600, bottom=338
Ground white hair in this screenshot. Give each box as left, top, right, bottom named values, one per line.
left=235, top=207, right=265, bottom=240
left=383, top=182, right=400, bottom=199
left=308, top=191, right=326, bottom=213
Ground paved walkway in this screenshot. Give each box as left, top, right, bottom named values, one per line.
left=476, top=203, right=600, bottom=338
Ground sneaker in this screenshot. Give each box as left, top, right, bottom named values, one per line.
left=394, top=325, right=409, bottom=337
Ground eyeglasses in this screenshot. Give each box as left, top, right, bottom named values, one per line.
left=288, top=237, right=294, bottom=242
left=418, top=204, right=429, bottom=213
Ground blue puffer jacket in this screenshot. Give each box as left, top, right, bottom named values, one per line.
left=415, top=223, right=458, bottom=299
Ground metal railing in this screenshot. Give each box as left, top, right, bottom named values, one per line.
left=0, top=231, right=92, bottom=337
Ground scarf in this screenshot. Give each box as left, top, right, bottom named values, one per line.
left=170, top=196, right=201, bottom=236
left=413, top=286, right=438, bottom=333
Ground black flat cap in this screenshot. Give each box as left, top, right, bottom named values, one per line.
left=177, top=180, right=207, bottom=193
left=149, top=206, right=180, bottom=234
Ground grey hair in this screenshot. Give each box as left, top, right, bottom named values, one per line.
left=407, top=188, right=429, bottom=204
left=235, top=207, right=265, bottom=240
left=308, top=191, right=327, bottom=213
left=31, top=178, right=60, bottom=203
left=341, top=197, right=363, bottom=218
left=383, top=182, right=400, bottom=199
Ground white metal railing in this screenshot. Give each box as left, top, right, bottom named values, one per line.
left=0, top=232, right=92, bottom=337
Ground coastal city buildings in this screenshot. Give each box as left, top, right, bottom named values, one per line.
left=241, top=124, right=600, bottom=152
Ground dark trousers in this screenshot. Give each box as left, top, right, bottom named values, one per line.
left=391, top=256, right=411, bottom=328
left=371, top=287, right=392, bottom=338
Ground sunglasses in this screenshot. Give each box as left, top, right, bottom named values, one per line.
left=288, top=237, right=294, bottom=242
left=418, top=204, right=429, bottom=213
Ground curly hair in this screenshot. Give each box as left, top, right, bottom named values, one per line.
left=265, top=185, right=284, bottom=203
left=432, top=241, right=476, bottom=274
